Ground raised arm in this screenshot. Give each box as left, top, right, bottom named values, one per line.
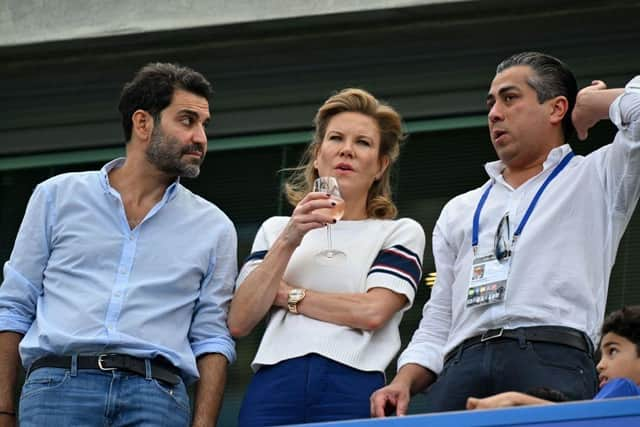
left=228, top=192, right=335, bottom=337
left=572, top=80, right=624, bottom=141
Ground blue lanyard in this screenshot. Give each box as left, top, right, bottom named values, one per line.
left=472, top=151, right=575, bottom=250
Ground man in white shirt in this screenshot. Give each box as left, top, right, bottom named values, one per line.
left=371, top=51, right=640, bottom=415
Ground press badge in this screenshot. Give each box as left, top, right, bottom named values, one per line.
left=466, top=254, right=508, bottom=307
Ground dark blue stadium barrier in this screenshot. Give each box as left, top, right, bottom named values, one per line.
left=288, top=396, right=640, bottom=426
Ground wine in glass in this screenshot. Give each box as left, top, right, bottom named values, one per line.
left=313, top=177, right=346, bottom=261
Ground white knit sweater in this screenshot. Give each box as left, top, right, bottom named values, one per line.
left=236, top=217, right=425, bottom=373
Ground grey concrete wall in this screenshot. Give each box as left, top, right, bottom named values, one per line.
left=0, top=0, right=462, bottom=47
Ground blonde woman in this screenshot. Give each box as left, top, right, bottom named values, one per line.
left=229, top=88, right=425, bottom=426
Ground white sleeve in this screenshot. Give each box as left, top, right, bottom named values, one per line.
left=366, top=218, right=425, bottom=309
left=592, top=76, right=640, bottom=220
left=234, top=219, right=273, bottom=289
left=397, top=212, right=454, bottom=375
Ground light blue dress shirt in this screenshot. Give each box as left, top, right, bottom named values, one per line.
left=0, top=158, right=237, bottom=383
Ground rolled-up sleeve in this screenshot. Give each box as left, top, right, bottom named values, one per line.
left=599, top=79, right=640, bottom=217
left=0, top=184, right=54, bottom=334
left=189, top=218, right=238, bottom=364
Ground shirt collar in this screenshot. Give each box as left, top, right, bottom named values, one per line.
left=99, top=157, right=181, bottom=201
left=483, top=144, right=572, bottom=181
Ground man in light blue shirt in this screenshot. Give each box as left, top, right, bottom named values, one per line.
left=0, top=63, right=237, bottom=426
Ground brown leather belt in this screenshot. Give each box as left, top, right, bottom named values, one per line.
left=444, top=326, right=593, bottom=365
left=29, top=354, right=181, bottom=385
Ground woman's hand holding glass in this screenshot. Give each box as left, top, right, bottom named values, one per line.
left=282, top=189, right=339, bottom=249
left=313, top=177, right=346, bottom=261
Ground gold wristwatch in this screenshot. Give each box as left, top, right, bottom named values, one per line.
left=287, top=288, right=306, bottom=314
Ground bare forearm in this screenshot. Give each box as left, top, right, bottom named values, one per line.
left=228, top=237, right=296, bottom=337
left=582, top=88, right=624, bottom=120
left=0, top=332, right=22, bottom=413
left=395, top=363, right=436, bottom=395
left=467, top=392, right=551, bottom=409
left=573, top=81, right=625, bottom=140
left=192, top=353, right=228, bottom=427
left=293, top=287, right=406, bottom=331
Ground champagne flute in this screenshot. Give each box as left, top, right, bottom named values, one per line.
left=313, top=177, right=346, bottom=261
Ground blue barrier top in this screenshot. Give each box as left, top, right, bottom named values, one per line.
left=288, top=396, right=640, bottom=426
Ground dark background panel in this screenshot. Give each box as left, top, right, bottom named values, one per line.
left=2, top=1, right=640, bottom=156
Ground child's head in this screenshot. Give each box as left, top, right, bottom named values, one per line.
left=597, top=305, right=640, bottom=388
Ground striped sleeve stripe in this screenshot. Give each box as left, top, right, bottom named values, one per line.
left=368, top=245, right=422, bottom=291
left=242, top=250, right=267, bottom=264
left=368, top=268, right=418, bottom=292
left=387, top=245, right=421, bottom=268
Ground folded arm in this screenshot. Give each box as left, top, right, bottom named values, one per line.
left=275, top=283, right=407, bottom=331
left=228, top=193, right=335, bottom=337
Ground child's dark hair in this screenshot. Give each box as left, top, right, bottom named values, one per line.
left=601, top=305, right=640, bottom=356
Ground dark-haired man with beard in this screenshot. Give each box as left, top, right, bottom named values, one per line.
left=0, top=63, right=237, bottom=426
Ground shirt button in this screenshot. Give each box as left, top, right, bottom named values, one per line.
left=114, top=291, right=121, bottom=297
left=129, top=235, right=134, bottom=240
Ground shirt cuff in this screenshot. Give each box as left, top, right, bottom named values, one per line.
left=397, top=345, right=443, bottom=377
left=192, top=335, right=237, bottom=365
left=0, top=315, right=32, bottom=335
left=610, top=75, right=640, bottom=129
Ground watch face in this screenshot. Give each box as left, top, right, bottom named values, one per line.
left=288, top=289, right=305, bottom=303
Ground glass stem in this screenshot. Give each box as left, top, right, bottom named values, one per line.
left=326, top=223, right=333, bottom=256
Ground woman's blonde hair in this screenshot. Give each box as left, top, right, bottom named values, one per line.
left=284, top=88, right=405, bottom=219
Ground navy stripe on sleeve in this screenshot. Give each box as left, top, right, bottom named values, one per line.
left=243, top=250, right=267, bottom=265
left=367, top=245, right=422, bottom=291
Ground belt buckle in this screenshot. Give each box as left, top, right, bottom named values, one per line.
left=98, top=354, right=118, bottom=371
left=481, top=328, right=504, bottom=342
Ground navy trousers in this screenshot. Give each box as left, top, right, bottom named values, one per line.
left=422, top=337, right=598, bottom=412
left=239, top=353, right=384, bottom=426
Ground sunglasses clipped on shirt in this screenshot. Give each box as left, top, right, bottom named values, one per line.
left=494, top=212, right=512, bottom=262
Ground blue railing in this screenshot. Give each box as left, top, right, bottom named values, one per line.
left=288, top=396, right=640, bottom=426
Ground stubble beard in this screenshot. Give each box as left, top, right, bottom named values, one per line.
left=146, top=126, right=204, bottom=178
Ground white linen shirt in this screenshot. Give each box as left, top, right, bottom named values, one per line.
left=399, top=77, right=640, bottom=376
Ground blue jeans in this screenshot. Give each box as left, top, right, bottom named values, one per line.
left=239, top=354, right=384, bottom=426
left=19, top=366, right=190, bottom=426
left=422, top=338, right=598, bottom=412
